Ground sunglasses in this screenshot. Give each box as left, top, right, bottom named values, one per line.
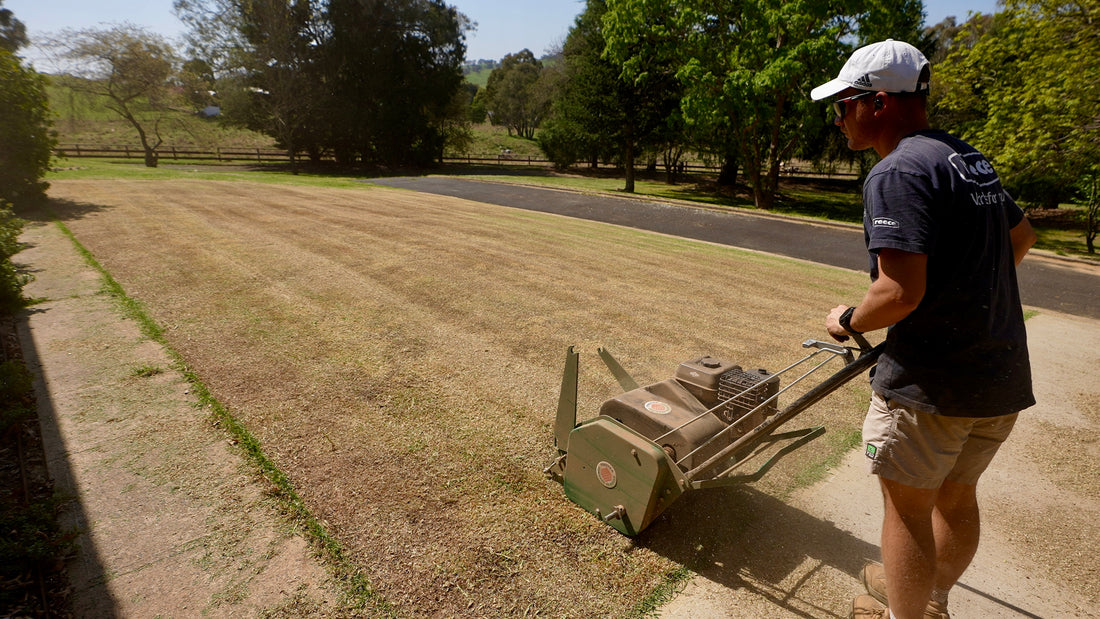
left=833, top=91, right=874, bottom=120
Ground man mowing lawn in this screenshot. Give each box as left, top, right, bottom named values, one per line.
left=811, top=40, right=1038, bottom=619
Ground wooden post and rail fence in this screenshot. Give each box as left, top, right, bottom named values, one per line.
left=52, top=144, right=859, bottom=178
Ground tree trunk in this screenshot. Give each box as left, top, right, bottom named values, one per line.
left=717, top=153, right=738, bottom=186
left=623, top=122, right=635, bottom=193
left=125, top=112, right=159, bottom=168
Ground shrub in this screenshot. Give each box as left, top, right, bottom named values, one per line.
left=0, top=202, right=28, bottom=312
left=0, top=49, right=54, bottom=205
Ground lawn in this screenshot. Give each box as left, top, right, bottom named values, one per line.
left=33, top=168, right=876, bottom=617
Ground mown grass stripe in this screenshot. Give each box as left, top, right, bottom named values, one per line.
left=52, top=219, right=392, bottom=616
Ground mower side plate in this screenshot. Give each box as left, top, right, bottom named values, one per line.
left=563, top=416, right=684, bottom=536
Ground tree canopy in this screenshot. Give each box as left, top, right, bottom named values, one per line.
left=481, top=49, right=550, bottom=139
left=936, top=0, right=1100, bottom=211
left=538, top=0, right=625, bottom=170
left=175, top=0, right=471, bottom=166
left=55, top=25, right=180, bottom=167
left=0, top=0, right=27, bottom=53
left=597, top=0, right=925, bottom=203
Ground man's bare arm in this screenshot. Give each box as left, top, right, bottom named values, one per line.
left=827, top=248, right=927, bottom=340
left=1010, top=217, right=1037, bottom=266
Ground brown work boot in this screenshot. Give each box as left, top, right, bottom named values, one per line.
left=861, top=562, right=889, bottom=605
left=850, top=594, right=888, bottom=619
left=859, top=563, right=951, bottom=619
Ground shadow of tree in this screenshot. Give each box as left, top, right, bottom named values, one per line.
left=17, top=197, right=111, bottom=224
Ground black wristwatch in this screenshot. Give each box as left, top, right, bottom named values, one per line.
left=839, top=306, right=862, bottom=334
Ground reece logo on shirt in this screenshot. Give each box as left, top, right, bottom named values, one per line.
left=948, top=152, right=1000, bottom=187
left=873, top=217, right=900, bottom=228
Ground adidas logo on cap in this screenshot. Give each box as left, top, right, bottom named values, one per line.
left=854, top=74, right=873, bottom=88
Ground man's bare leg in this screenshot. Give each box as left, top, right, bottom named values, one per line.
left=932, top=479, right=981, bottom=596
left=880, top=477, right=938, bottom=619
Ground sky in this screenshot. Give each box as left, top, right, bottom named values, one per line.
left=7, top=0, right=1001, bottom=68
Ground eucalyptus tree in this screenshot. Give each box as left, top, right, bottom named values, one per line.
left=603, top=0, right=924, bottom=207
left=482, top=49, right=547, bottom=139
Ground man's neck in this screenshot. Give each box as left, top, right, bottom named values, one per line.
left=875, top=118, right=931, bottom=158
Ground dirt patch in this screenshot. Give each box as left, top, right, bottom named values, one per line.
left=27, top=178, right=879, bottom=617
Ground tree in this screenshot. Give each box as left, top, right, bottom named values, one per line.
left=607, top=0, right=844, bottom=207
left=482, top=50, right=548, bottom=139
left=319, top=0, right=469, bottom=166
left=0, top=0, right=27, bottom=53
left=180, top=57, right=217, bottom=110
left=181, top=0, right=470, bottom=167
left=1083, top=174, right=1099, bottom=254
left=599, top=0, right=685, bottom=192
left=936, top=0, right=1100, bottom=213
left=605, top=0, right=926, bottom=207
left=538, top=0, right=625, bottom=170
left=56, top=25, right=180, bottom=167
left=232, top=0, right=319, bottom=171
left=0, top=49, right=54, bottom=205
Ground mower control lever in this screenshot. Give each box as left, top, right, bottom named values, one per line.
left=802, top=338, right=856, bottom=364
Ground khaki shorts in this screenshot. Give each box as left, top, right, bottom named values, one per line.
left=862, top=391, right=1018, bottom=489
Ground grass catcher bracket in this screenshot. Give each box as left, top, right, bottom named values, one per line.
left=546, top=338, right=883, bottom=535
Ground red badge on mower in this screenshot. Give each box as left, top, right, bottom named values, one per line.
left=596, top=461, right=617, bottom=488
left=644, top=400, right=672, bottom=415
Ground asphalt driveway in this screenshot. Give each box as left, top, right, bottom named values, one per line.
left=369, top=176, right=1099, bottom=320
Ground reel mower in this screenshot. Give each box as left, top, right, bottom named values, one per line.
left=545, top=336, right=882, bottom=536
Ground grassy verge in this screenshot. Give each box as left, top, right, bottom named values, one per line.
left=52, top=219, right=393, bottom=616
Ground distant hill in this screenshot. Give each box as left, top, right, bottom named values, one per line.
left=462, top=59, right=498, bottom=88
left=462, top=54, right=561, bottom=89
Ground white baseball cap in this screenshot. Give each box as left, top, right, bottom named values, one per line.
left=811, top=39, right=930, bottom=101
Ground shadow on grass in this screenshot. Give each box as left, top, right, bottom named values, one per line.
left=16, top=198, right=110, bottom=225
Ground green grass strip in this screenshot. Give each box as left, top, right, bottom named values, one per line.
left=52, top=219, right=393, bottom=616
left=626, top=566, right=694, bottom=618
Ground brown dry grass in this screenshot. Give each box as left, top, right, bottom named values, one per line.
left=41, top=179, right=873, bottom=617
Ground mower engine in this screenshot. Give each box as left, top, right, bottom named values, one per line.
left=599, top=357, right=777, bottom=469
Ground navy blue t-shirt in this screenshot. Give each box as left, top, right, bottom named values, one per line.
left=863, top=130, right=1034, bottom=417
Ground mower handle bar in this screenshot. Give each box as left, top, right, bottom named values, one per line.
left=682, top=339, right=884, bottom=482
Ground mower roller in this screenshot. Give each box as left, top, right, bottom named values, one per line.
left=545, top=335, right=883, bottom=536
